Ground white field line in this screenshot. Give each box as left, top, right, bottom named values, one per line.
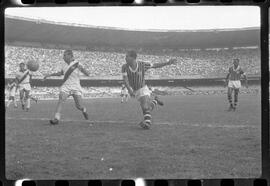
left=5, top=117, right=258, bottom=129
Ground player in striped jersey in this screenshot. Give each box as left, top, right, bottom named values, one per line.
left=122, top=50, right=177, bottom=129
left=225, top=58, right=248, bottom=111
left=6, top=79, right=18, bottom=109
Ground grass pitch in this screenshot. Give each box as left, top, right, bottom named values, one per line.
left=5, top=94, right=261, bottom=179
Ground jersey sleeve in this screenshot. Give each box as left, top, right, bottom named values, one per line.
left=122, top=64, right=127, bottom=77
left=142, top=61, right=153, bottom=71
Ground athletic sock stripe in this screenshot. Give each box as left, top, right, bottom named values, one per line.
left=144, top=119, right=151, bottom=124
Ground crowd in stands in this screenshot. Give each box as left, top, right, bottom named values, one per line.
left=5, top=85, right=260, bottom=101
left=5, top=45, right=260, bottom=79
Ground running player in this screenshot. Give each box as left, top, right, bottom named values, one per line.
left=120, top=84, right=129, bottom=103
left=43, top=50, right=90, bottom=124
left=5, top=79, right=18, bottom=109
left=122, top=50, right=177, bottom=129
left=225, top=58, right=248, bottom=111
left=16, top=62, right=33, bottom=112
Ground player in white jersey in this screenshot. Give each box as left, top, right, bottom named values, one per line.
left=16, top=62, right=32, bottom=111
left=120, top=84, right=129, bottom=103
left=6, top=79, right=18, bottom=109
left=43, top=50, right=90, bottom=125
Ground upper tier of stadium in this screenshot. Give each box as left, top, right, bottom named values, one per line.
left=5, top=15, right=260, bottom=49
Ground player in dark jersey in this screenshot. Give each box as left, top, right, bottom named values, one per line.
left=225, top=58, right=248, bottom=111
left=122, top=50, right=177, bottom=129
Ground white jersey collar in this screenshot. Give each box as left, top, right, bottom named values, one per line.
left=232, top=65, right=240, bottom=71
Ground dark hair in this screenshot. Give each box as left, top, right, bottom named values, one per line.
left=233, top=58, right=239, bottom=62
left=126, top=50, right=137, bottom=59
left=64, top=49, right=73, bottom=57
left=19, top=62, right=25, bottom=66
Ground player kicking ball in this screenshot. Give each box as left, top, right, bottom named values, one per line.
left=6, top=79, right=18, bottom=109
left=120, top=84, right=129, bottom=103
left=225, top=58, right=248, bottom=111
left=122, top=50, right=177, bottom=129
left=43, top=50, right=90, bottom=125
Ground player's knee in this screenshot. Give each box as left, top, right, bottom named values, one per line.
left=141, top=105, right=149, bottom=112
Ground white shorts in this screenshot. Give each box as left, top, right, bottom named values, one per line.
left=228, top=80, right=241, bottom=89
left=134, top=85, right=152, bottom=100
left=19, top=83, right=31, bottom=92
left=121, top=90, right=128, bottom=96
left=9, top=88, right=16, bottom=97
left=60, top=84, right=83, bottom=96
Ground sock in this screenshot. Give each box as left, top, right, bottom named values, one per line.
left=26, top=98, right=30, bottom=109
left=82, top=107, right=87, bottom=113
left=234, top=92, right=239, bottom=108
left=228, top=93, right=233, bottom=107
left=21, top=99, right=25, bottom=106
left=55, top=112, right=61, bottom=120
left=150, top=99, right=158, bottom=111
left=143, top=110, right=152, bottom=125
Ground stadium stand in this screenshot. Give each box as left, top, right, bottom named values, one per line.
left=5, top=45, right=260, bottom=78
left=4, top=16, right=261, bottom=99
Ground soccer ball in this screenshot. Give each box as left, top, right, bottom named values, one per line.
left=27, top=60, right=39, bottom=72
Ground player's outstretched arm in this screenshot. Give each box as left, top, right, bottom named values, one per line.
left=43, top=71, right=63, bottom=80
left=151, top=58, right=177, bottom=69
left=78, top=64, right=90, bottom=77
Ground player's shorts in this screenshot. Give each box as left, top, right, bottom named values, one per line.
left=134, top=85, right=152, bottom=100
left=60, top=84, right=83, bottom=97
left=18, top=83, right=31, bottom=91
left=228, top=80, right=241, bottom=89
left=121, top=90, right=128, bottom=97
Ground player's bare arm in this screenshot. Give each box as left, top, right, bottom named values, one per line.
left=122, top=64, right=134, bottom=97
left=43, top=71, right=64, bottom=79
left=78, top=64, right=90, bottom=77
left=151, top=58, right=177, bottom=69
left=242, top=73, right=248, bottom=88
left=123, top=75, right=134, bottom=97
left=225, top=73, right=230, bottom=87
